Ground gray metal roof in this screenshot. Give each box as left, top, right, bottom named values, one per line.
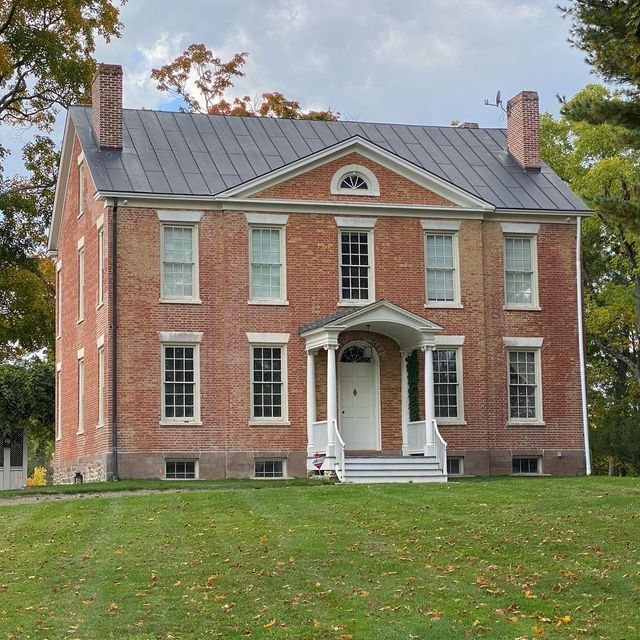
left=70, top=105, right=588, bottom=211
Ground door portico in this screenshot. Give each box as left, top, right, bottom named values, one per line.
left=300, top=300, right=444, bottom=473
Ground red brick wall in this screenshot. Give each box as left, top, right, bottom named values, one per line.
left=55, top=139, right=585, bottom=478
left=54, top=137, right=112, bottom=480
left=256, top=152, right=457, bottom=206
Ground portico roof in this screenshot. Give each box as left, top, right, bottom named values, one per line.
left=299, top=300, right=442, bottom=351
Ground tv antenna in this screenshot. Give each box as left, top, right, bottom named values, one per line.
left=484, top=90, right=506, bottom=113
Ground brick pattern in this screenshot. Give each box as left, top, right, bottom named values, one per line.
left=506, top=91, right=540, bottom=170
left=91, top=63, right=123, bottom=149
left=54, top=138, right=586, bottom=481
left=255, top=152, right=458, bottom=206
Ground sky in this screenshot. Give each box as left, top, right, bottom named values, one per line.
left=3, top=0, right=597, bottom=175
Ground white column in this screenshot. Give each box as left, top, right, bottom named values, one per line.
left=306, top=350, right=317, bottom=464
left=423, top=345, right=435, bottom=456
left=400, top=350, right=409, bottom=455
left=326, top=345, right=338, bottom=460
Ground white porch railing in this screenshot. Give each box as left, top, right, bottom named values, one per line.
left=406, top=419, right=447, bottom=471
left=331, top=419, right=346, bottom=482
left=311, top=420, right=328, bottom=455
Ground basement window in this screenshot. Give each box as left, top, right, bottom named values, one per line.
left=254, top=459, right=284, bottom=478
left=512, top=456, right=541, bottom=475
left=446, top=457, right=464, bottom=476
left=165, top=460, right=197, bottom=479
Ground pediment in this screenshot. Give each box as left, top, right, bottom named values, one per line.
left=217, top=136, right=492, bottom=210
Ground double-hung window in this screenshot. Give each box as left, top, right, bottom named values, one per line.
left=97, top=216, right=105, bottom=307
left=78, top=161, right=85, bottom=217
left=56, top=362, right=62, bottom=441
left=97, top=336, right=105, bottom=427
left=247, top=333, right=289, bottom=425
left=336, top=217, right=376, bottom=304
left=56, top=260, right=62, bottom=339
left=159, top=331, right=202, bottom=425
left=502, top=223, right=539, bottom=309
left=77, top=349, right=85, bottom=435
left=158, top=210, right=202, bottom=303
left=246, top=214, right=288, bottom=304
left=432, top=336, right=465, bottom=423
left=504, top=337, right=543, bottom=424
left=422, top=220, right=461, bottom=307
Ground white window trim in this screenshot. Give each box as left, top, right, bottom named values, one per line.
left=77, top=239, right=85, bottom=323
left=77, top=354, right=85, bottom=435
left=330, top=164, right=380, bottom=196
left=157, top=210, right=203, bottom=223
left=424, top=230, right=462, bottom=308
left=97, top=222, right=105, bottom=308
left=160, top=341, right=202, bottom=426
left=337, top=227, right=375, bottom=306
left=56, top=362, right=62, bottom=441
left=334, top=216, right=377, bottom=229
left=159, top=222, right=201, bottom=304
left=78, top=162, right=85, bottom=218
left=248, top=221, right=288, bottom=305
left=56, top=259, right=62, bottom=340
left=447, top=456, right=464, bottom=476
left=506, top=347, right=544, bottom=426
left=97, top=338, right=105, bottom=428
left=421, top=219, right=461, bottom=232
left=247, top=333, right=290, bottom=426
left=503, top=232, right=540, bottom=311
left=433, top=345, right=466, bottom=425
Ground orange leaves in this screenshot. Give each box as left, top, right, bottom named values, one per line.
left=108, top=602, right=119, bottom=613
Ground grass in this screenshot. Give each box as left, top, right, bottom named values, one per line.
left=0, top=477, right=638, bottom=639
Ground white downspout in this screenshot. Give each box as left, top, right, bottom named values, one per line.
left=576, top=216, right=592, bottom=475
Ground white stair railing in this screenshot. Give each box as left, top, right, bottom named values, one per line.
left=432, top=419, right=447, bottom=476
left=407, top=420, right=426, bottom=454
left=332, top=419, right=346, bottom=482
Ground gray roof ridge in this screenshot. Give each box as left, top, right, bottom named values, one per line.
left=70, top=104, right=508, bottom=133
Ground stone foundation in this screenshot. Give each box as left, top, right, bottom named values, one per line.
left=54, top=453, right=111, bottom=484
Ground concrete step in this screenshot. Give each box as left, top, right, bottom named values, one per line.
left=344, top=474, right=447, bottom=484
left=339, top=455, right=446, bottom=484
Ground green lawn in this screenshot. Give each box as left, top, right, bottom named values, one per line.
left=0, top=478, right=638, bottom=639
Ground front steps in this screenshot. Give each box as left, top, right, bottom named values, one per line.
left=339, top=455, right=447, bottom=484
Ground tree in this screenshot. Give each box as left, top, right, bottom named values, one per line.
left=541, top=84, right=640, bottom=473
left=0, top=0, right=124, bottom=358
left=0, top=359, right=54, bottom=472
left=151, top=44, right=339, bottom=121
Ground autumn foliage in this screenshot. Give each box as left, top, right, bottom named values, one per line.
left=151, top=44, right=338, bottom=121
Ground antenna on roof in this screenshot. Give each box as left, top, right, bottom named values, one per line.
left=484, top=90, right=506, bottom=113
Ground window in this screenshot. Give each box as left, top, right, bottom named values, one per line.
left=56, top=364, right=62, bottom=441
left=56, top=261, right=62, bottom=339
left=161, top=224, right=198, bottom=301
left=447, top=457, right=463, bottom=475
left=250, top=227, right=285, bottom=302
left=331, top=164, right=380, bottom=196
left=247, top=333, right=289, bottom=425
left=162, top=344, right=199, bottom=423
left=78, top=163, right=85, bottom=217
left=504, top=235, right=538, bottom=307
left=77, top=240, right=85, bottom=322
left=77, top=355, right=85, bottom=435
left=508, top=349, right=541, bottom=422
left=254, top=459, right=284, bottom=478
left=339, top=230, right=373, bottom=303
left=165, top=460, right=196, bottom=479
left=433, top=349, right=461, bottom=419
left=97, top=224, right=105, bottom=306
left=97, top=344, right=105, bottom=427
left=512, top=456, right=541, bottom=474
left=425, top=233, right=459, bottom=304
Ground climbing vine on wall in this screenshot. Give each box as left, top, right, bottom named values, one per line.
left=406, top=351, right=420, bottom=422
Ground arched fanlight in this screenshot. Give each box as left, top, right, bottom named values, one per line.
left=339, top=172, right=369, bottom=191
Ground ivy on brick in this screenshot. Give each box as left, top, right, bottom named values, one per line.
left=406, top=351, right=420, bottom=422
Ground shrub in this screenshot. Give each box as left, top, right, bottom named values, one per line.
left=26, top=466, right=47, bottom=486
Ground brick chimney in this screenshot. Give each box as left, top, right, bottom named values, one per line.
left=91, top=63, right=123, bottom=149
left=506, top=91, right=540, bottom=170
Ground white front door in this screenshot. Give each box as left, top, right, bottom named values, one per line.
left=338, top=361, right=379, bottom=450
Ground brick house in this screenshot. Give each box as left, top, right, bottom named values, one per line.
left=47, top=63, right=591, bottom=483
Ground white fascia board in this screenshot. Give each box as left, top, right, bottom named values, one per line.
left=48, top=116, right=77, bottom=253
left=215, top=136, right=494, bottom=210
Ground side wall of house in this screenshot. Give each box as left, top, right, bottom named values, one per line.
left=54, top=137, right=113, bottom=483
